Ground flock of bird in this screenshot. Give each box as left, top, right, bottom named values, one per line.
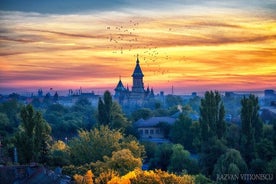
left=105, top=20, right=176, bottom=78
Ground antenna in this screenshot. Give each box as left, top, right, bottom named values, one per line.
left=172, top=85, right=174, bottom=95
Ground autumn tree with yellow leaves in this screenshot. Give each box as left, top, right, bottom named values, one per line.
left=74, top=168, right=194, bottom=184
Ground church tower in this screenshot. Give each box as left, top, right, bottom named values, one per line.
left=114, top=56, right=155, bottom=106
left=114, top=77, right=127, bottom=104
left=132, top=56, right=144, bottom=93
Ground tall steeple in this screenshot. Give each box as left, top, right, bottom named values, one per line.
left=132, top=55, right=144, bottom=93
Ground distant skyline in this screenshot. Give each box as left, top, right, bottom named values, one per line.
left=0, top=0, right=276, bottom=94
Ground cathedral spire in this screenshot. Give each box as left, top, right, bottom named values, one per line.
left=136, top=54, right=139, bottom=64
left=132, top=56, right=144, bottom=93
left=132, top=56, right=144, bottom=77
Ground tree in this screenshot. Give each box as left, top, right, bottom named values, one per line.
left=266, top=158, right=276, bottom=175
left=149, top=143, right=173, bottom=171
left=48, top=140, right=70, bottom=166
left=165, top=95, right=183, bottom=108
left=44, top=99, right=96, bottom=138
left=95, top=170, right=118, bottom=184
left=98, top=91, right=131, bottom=132
left=98, top=91, right=113, bottom=126
left=188, top=95, right=201, bottom=113
left=225, top=123, right=240, bottom=150
left=199, top=91, right=227, bottom=176
left=110, top=101, right=130, bottom=131
left=69, top=126, right=121, bottom=165
left=190, top=121, right=201, bottom=153
left=74, top=170, right=94, bottom=184
left=74, top=168, right=194, bottom=184
left=256, top=138, right=275, bottom=162
left=213, top=149, right=247, bottom=179
left=169, top=114, right=193, bottom=151
left=0, top=99, right=21, bottom=129
left=199, top=91, right=226, bottom=140
left=93, top=149, right=142, bottom=176
left=131, top=108, right=153, bottom=121
left=273, top=120, right=276, bottom=151
left=0, top=113, right=10, bottom=136
left=69, top=126, right=144, bottom=166
left=168, top=144, right=199, bottom=174
left=126, top=168, right=193, bottom=184
left=240, top=94, right=263, bottom=164
left=71, top=97, right=96, bottom=129
left=241, top=95, right=263, bottom=141
left=200, top=138, right=227, bottom=177
left=14, top=104, right=51, bottom=163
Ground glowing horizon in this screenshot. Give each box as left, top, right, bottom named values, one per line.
left=0, top=1, right=276, bottom=95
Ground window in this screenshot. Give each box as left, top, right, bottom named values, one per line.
left=150, top=129, right=154, bottom=134
left=145, top=129, right=149, bottom=134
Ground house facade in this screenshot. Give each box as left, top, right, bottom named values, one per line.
left=134, top=117, right=176, bottom=142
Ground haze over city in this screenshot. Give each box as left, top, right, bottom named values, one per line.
left=0, top=0, right=276, bottom=94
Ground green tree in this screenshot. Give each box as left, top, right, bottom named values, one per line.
left=98, top=98, right=106, bottom=125
left=110, top=101, right=130, bottom=131
left=168, top=144, right=198, bottom=174
left=0, top=113, right=10, bottom=136
left=225, top=123, right=240, bottom=150
left=15, top=104, right=51, bottom=163
left=188, top=95, right=201, bottom=113
left=131, top=108, right=153, bottom=121
left=267, top=158, right=276, bottom=175
left=69, top=126, right=144, bottom=166
left=190, top=121, right=201, bottom=153
left=0, top=99, right=21, bottom=129
left=194, top=174, right=213, bottom=184
left=71, top=97, right=96, bottom=129
left=149, top=143, right=173, bottom=171
left=199, top=91, right=227, bottom=176
left=241, top=95, right=263, bottom=141
left=98, top=95, right=130, bottom=132
left=44, top=99, right=96, bottom=138
left=213, top=149, right=247, bottom=180
left=165, top=95, right=183, bottom=108
left=142, top=141, right=158, bottom=162
left=97, top=91, right=113, bottom=126
left=169, top=114, right=193, bottom=151
left=273, top=120, right=276, bottom=151
left=199, top=91, right=226, bottom=140
left=256, top=138, right=275, bottom=162
left=240, top=94, right=263, bottom=164
left=200, top=138, right=227, bottom=177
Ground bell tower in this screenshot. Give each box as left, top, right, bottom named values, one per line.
left=131, top=56, right=144, bottom=93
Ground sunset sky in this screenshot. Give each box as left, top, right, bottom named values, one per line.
left=0, top=0, right=276, bottom=95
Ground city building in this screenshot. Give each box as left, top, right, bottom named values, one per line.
left=134, top=116, right=176, bottom=143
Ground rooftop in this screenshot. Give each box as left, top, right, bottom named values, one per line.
left=134, top=116, right=176, bottom=128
